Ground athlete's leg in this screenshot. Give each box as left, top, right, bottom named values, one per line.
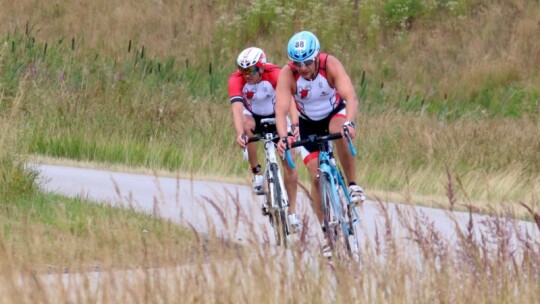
left=328, top=115, right=357, bottom=184
left=329, top=113, right=365, bottom=203
left=243, top=114, right=259, bottom=169
left=279, top=158, right=298, bottom=213
left=305, top=155, right=322, bottom=222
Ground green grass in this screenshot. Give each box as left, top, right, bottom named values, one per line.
left=0, top=189, right=202, bottom=272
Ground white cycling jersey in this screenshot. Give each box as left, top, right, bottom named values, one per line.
left=289, top=53, right=343, bottom=121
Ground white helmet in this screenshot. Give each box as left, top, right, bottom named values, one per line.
left=236, top=47, right=266, bottom=69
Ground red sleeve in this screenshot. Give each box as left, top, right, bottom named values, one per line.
left=228, top=71, right=245, bottom=103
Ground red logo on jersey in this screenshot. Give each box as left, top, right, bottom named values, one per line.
left=246, top=90, right=255, bottom=100
left=300, top=88, right=310, bottom=99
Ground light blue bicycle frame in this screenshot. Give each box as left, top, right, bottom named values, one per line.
left=285, top=129, right=360, bottom=254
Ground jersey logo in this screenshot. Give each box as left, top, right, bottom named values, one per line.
left=245, top=89, right=255, bottom=100
left=298, top=85, right=311, bottom=99
left=263, top=87, right=272, bottom=99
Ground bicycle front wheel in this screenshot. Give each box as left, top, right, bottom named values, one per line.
left=268, top=163, right=288, bottom=247
left=320, top=172, right=350, bottom=259
left=338, top=182, right=361, bottom=260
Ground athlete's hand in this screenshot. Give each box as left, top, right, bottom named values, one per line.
left=236, top=133, right=247, bottom=149
left=277, top=136, right=294, bottom=157
left=277, top=138, right=286, bottom=156
left=291, top=123, right=300, bottom=140
left=342, top=122, right=357, bottom=140
left=343, top=125, right=356, bottom=139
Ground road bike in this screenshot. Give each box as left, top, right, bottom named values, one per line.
left=244, top=118, right=291, bottom=247
left=285, top=126, right=361, bottom=259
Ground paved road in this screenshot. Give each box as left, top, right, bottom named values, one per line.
left=34, top=163, right=293, bottom=244
left=34, top=163, right=539, bottom=250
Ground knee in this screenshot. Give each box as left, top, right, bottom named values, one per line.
left=284, top=168, right=298, bottom=181
left=310, top=176, right=319, bottom=186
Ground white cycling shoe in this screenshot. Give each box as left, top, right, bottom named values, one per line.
left=252, top=174, right=265, bottom=195
left=288, top=213, right=301, bottom=234
left=348, top=184, right=366, bottom=205
left=321, top=238, right=333, bottom=259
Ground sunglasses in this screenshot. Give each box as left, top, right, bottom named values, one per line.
left=292, top=59, right=315, bottom=68
left=238, top=66, right=259, bottom=76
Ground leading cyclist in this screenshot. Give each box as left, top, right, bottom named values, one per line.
left=275, top=31, right=367, bottom=237
left=228, top=47, right=301, bottom=232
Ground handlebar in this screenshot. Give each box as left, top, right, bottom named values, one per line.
left=289, top=133, right=343, bottom=149
left=284, top=146, right=295, bottom=169
left=242, top=131, right=278, bottom=160
left=245, top=132, right=279, bottom=143
left=284, top=128, right=357, bottom=168
left=246, top=135, right=261, bottom=143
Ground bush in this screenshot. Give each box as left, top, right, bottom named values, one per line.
left=0, top=156, right=38, bottom=199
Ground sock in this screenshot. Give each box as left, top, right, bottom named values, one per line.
left=251, top=164, right=261, bottom=174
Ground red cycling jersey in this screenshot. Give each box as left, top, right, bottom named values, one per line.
left=228, top=63, right=281, bottom=116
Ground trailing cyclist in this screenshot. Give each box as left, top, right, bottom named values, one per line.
left=228, top=47, right=301, bottom=233
left=275, top=31, right=367, bottom=248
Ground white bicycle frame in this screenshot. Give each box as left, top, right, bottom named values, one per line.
left=260, top=118, right=289, bottom=212
left=240, top=117, right=292, bottom=245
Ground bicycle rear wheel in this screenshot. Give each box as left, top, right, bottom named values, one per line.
left=268, top=163, right=288, bottom=247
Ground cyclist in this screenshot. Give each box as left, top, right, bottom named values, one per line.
left=228, top=47, right=301, bottom=232
left=275, top=31, right=366, bottom=238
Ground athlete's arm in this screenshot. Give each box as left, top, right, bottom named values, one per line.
left=228, top=73, right=247, bottom=148
left=275, top=65, right=295, bottom=139
left=327, top=55, right=359, bottom=138
left=230, top=101, right=246, bottom=148
left=275, top=65, right=295, bottom=153
left=288, top=95, right=299, bottom=137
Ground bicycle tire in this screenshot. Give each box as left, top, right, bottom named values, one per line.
left=269, top=163, right=288, bottom=247
left=265, top=167, right=279, bottom=245
left=320, top=172, right=337, bottom=251
left=320, top=172, right=351, bottom=259
left=337, top=180, right=360, bottom=260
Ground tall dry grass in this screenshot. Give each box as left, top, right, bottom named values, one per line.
left=1, top=187, right=539, bottom=303
left=357, top=0, right=540, bottom=90
left=359, top=111, right=540, bottom=214
left=0, top=0, right=236, bottom=60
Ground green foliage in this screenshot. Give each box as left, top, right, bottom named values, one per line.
left=383, top=0, right=469, bottom=27
left=384, top=0, right=423, bottom=27
left=216, top=0, right=470, bottom=57
left=0, top=156, right=38, bottom=200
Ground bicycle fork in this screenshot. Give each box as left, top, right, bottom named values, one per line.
left=264, top=139, right=289, bottom=210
